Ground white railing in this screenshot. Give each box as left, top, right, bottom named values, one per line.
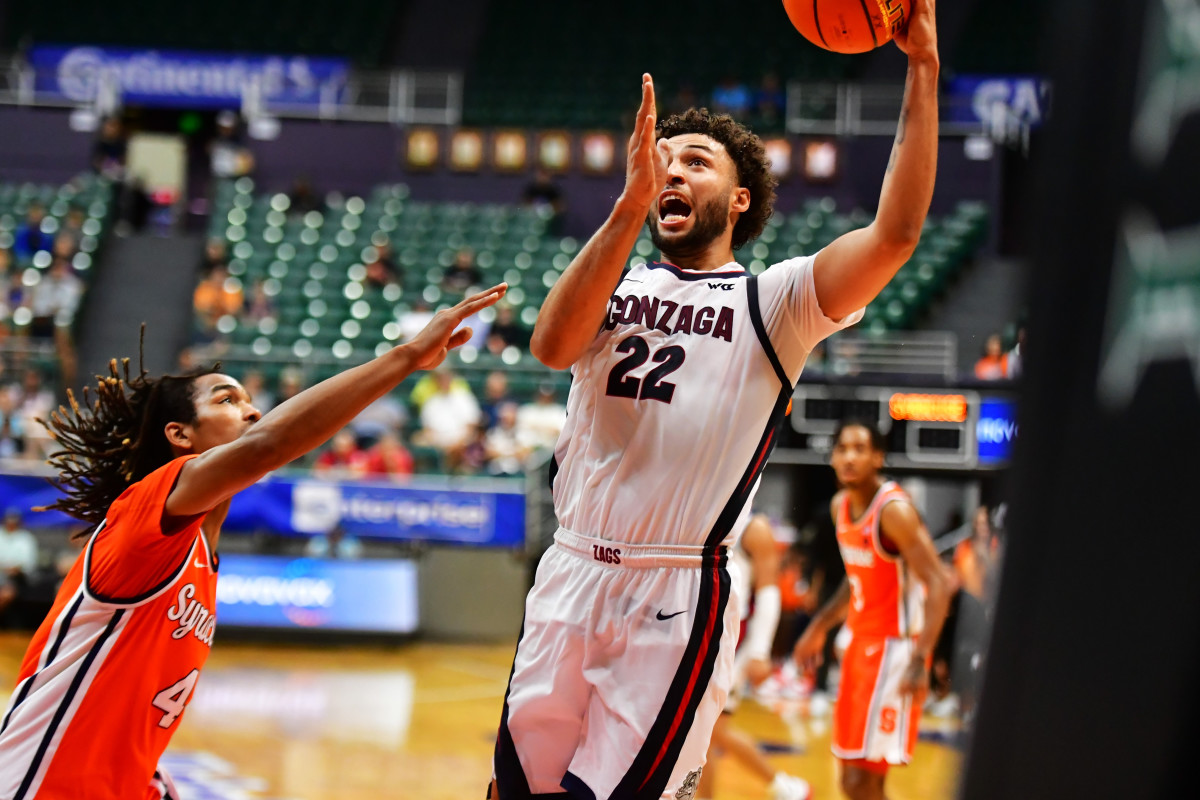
left=825, top=330, right=958, bottom=380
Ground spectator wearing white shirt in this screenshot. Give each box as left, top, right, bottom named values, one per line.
left=516, top=383, right=567, bottom=451
left=413, top=368, right=481, bottom=460
left=0, top=508, right=38, bottom=623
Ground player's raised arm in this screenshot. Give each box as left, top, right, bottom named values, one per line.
left=164, top=285, right=506, bottom=518
left=879, top=499, right=955, bottom=696
left=530, top=74, right=667, bottom=370
left=811, top=0, right=939, bottom=320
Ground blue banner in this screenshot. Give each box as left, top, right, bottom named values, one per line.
left=0, top=472, right=526, bottom=547
left=214, top=554, right=418, bottom=633
left=29, top=45, right=348, bottom=109
left=976, top=398, right=1019, bottom=465
left=946, top=75, right=1051, bottom=128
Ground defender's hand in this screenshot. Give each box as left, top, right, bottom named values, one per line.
left=746, top=658, right=773, bottom=687
left=898, top=657, right=929, bottom=697
left=893, top=0, right=938, bottom=64
left=793, top=626, right=827, bottom=671
left=403, top=284, right=507, bottom=371
left=622, top=74, right=668, bottom=213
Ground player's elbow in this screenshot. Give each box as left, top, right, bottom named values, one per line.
left=530, top=331, right=577, bottom=371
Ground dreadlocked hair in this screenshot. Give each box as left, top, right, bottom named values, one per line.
left=656, top=107, right=778, bottom=250
left=37, top=340, right=221, bottom=534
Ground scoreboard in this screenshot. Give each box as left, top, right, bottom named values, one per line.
left=778, top=382, right=1019, bottom=470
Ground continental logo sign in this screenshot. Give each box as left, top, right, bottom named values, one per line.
left=888, top=393, right=968, bottom=423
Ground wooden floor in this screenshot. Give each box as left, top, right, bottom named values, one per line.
left=0, top=632, right=961, bottom=800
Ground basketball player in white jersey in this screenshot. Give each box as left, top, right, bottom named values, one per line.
left=490, top=3, right=939, bottom=798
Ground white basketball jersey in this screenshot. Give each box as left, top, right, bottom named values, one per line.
left=551, top=254, right=862, bottom=548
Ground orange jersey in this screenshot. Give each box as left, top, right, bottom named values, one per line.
left=835, top=481, right=924, bottom=640
left=0, top=456, right=217, bottom=800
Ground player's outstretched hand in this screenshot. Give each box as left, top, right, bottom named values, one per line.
left=623, top=74, right=668, bottom=213
left=793, top=626, right=827, bottom=671
left=893, top=0, right=938, bottom=63
left=898, top=657, right=929, bottom=697
left=404, top=284, right=507, bottom=371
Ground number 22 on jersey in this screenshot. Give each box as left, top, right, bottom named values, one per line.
left=605, top=335, right=687, bottom=403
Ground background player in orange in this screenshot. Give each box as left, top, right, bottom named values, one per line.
left=793, top=420, right=953, bottom=800
left=0, top=285, right=505, bottom=800
left=698, top=514, right=811, bottom=800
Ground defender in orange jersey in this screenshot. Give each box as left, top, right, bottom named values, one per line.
left=792, top=420, right=953, bottom=800
left=0, top=285, right=505, bottom=800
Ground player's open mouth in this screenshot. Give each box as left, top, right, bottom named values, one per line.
left=658, top=193, right=692, bottom=228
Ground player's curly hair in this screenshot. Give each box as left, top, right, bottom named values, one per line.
left=656, top=108, right=778, bottom=250
left=37, top=336, right=221, bottom=532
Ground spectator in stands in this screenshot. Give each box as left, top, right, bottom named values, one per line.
left=399, top=299, right=436, bottom=344
left=28, top=257, right=84, bottom=339
left=240, top=370, right=274, bottom=414
left=13, top=204, right=54, bottom=262
left=666, top=83, right=700, bottom=117
left=753, top=72, right=787, bottom=130
left=91, top=117, right=128, bottom=180
left=522, top=168, right=567, bottom=235
left=480, top=370, right=514, bottom=430
left=314, top=428, right=369, bottom=479
left=209, top=110, right=254, bottom=180
left=413, top=368, right=481, bottom=459
left=486, top=304, right=525, bottom=353
left=954, top=506, right=999, bottom=601
left=711, top=75, right=752, bottom=118
left=0, top=508, right=37, bottom=626
left=276, top=367, right=305, bottom=406
left=0, top=249, right=19, bottom=323
left=517, top=383, right=567, bottom=451
left=12, top=369, right=54, bottom=461
left=363, top=242, right=401, bottom=290
left=351, top=393, right=409, bottom=444
left=457, top=423, right=491, bottom=475
left=974, top=333, right=1009, bottom=380
left=305, top=526, right=363, bottom=560
left=58, top=206, right=87, bottom=252
left=288, top=177, right=321, bottom=217
left=241, top=280, right=277, bottom=326
left=199, top=238, right=229, bottom=274
left=193, top=262, right=244, bottom=331
left=362, top=430, right=415, bottom=480
left=1006, top=326, right=1025, bottom=378
left=486, top=401, right=534, bottom=476
left=0, top=390, right=24, bottom=458
left=442, top=248, right=482, bottom=293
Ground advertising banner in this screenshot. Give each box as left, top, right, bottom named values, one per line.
left=214, top=553, right=418, bottom=633
left=28, top=45, right=349, bottom=109
left=0, top=472, right=526, bottom=547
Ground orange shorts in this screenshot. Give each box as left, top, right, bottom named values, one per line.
left=832, top=635, right=925, bottom=766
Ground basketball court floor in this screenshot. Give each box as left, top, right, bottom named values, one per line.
left=0, top=632, right=962, bottom=799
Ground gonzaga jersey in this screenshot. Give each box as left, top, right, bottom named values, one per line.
left=552, top=255, right=862, bottom=548
left=835, top=481, right=925, bottom=640
left=0, top=456, right=217, bottom=800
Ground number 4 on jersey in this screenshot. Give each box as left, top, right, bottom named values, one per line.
left=152, top=669, right=200, bottom=728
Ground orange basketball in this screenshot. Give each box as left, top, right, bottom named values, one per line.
left=782, top=0, right=910, bottom=54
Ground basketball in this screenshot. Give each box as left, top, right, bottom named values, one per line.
left=782, top=0, right=910, bottom=54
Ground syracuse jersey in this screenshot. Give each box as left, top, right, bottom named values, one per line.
left=0, top=456, right=217, bottom=800
left=551, top=255, right=863, bottom=549
left=835, top=481, right=924, bottom=640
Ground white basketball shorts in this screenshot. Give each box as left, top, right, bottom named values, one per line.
left=493, top=528, right=741, bottom=800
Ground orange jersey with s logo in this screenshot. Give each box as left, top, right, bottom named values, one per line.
left=835, top=481, right=924, bottom=640
left=0, top=456, right=217, bottom=800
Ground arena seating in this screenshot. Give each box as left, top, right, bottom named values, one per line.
left=204, top=178, right=987, bottom=406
